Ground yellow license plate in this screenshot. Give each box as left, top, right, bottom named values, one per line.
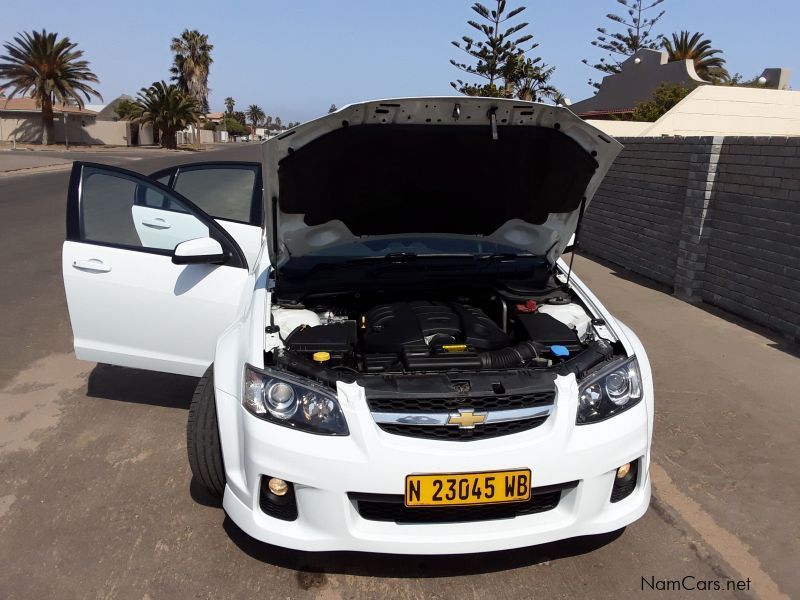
left=405, top=469, right=531, bottom=507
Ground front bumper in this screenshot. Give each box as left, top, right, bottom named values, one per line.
left=217, top=371, right=652, bottom=554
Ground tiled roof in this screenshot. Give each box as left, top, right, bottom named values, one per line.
left=577, top=108, right=635, bottom=118
left=0, top=97, right=97, bottom=115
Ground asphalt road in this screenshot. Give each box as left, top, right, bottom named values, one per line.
left=0, top=145, right=212, bottom=175
left=0, top=145, right=797, bottom=599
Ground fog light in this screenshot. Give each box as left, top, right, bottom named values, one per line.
left=260, top=476, right=298, bottom=520
left=611, top=459, right=639, bottom=503
left=268, top=477, right=289, bottom=496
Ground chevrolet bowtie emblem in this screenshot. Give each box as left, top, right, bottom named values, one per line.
left=447, top=409, right=487, bottom=429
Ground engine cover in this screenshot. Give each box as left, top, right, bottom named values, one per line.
left=363, top=301, right=512, bottom=353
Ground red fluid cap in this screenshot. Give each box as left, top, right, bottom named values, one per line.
left=515, top=300, right=538, bottom=313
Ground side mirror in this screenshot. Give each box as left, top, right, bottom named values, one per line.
left=564, top=233, right=578, bottom=254
left=172, top=237, right=228, bottom=265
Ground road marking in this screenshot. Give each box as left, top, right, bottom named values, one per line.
left=651, top=462, right=788, bottom=600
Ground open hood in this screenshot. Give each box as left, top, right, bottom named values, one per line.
left=262, top=97, right=622, bottom=269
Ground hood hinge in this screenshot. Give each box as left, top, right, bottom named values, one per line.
left=488, top=106, right=499, bottom=140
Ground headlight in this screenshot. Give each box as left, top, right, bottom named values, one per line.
left=577, top=357, right=642, bottom=424
left=243, top=364, right=349, bottom=435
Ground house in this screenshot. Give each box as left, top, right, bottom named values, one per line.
left=571, top=48, right=791, bottom=122
left=0, top=96, right=155, bottom=146
left=569, top=48, right=797, bottom=138
left=198, top=112, right=225, bottom=126
left=0, top=97, right=97, bottom=143
left=205, top=112, right=225, bottom=123
left=93, top=95, right=136, bottom=121
left=588, top=84, right=800, bottom=138
left=570, top=49, right=709, bottom=120
left=254, top=126, right=281, bottom=139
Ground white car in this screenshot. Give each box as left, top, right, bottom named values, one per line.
left=62, top=97, right=653, bottom=554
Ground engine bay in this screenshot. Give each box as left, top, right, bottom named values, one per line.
left=269, top=287, right=618, bottom=380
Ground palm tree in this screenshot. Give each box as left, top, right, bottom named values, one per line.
left=170, top=30, right=213, bottom=113
left=274, top=116, right=283, bottom=130
left=502, top=54, right=560, bottom=102
left=0, top=30, right=101, bottom=145
left=125, top=81, right=199, bottom=149
left=663, top=31, right=729, bottom=83
left=224, top=96, right=235, bottom=114
left=246, top=104, right=265, bottom=136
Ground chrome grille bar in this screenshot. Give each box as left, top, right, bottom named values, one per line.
left=371, top=404, right=553, bottom=427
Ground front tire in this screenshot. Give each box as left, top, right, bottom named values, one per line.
left=187, top=366, right=225, bottom=499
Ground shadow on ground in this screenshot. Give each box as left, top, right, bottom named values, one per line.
left=190, top=477, right=224, bottom=508
left=221, top=516, right=624, bottom=578
left=86, top=363, right=198, bottom=409
left=576, top=251, right=800, bottom=359
left=569, top=251, right=672, bottom=295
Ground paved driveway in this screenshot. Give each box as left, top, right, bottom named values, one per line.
left=0, top=145, right=796, bottom=599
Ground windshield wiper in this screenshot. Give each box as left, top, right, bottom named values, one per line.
left=344, top=252, right=477, bottom=264
left=285, top=252, right=540, bottom=278
left=384, top=252, right=418, bottom=263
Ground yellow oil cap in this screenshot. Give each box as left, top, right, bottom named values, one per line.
left=312, top=351, right=331, bottom=363
left=442, top=344, right=468, bottom=353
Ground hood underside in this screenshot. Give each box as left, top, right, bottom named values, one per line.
left=262, top=98, right=622, bottom=268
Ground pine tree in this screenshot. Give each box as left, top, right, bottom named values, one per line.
left=583, top=0, right=666, bottom=88
left=450, top=0, right=557, bottom=100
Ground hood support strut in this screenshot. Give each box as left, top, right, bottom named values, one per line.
left=565, top=195, right=587, bottom=289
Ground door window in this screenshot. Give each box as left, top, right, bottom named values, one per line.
left=80, top=166, right=209, bottom=252
left=154, top=164, right=262, bottom=225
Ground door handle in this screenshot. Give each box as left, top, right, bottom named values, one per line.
left=73, top=259, right=112, bottom=273
left=141, top=217, right=171, bottom=230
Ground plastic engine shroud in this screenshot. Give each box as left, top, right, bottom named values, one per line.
left=363, top=301, right=513, bottom=354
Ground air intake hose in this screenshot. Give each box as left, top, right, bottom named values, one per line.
left=478, top=341, right=545, bottom=369
left=556, top=339, right=614, bottom=379
left=478, top=339, right=615, bottom=373
left=275, top=349, right=358, bottom=384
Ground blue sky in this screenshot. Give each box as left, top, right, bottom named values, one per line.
left=2, top=0, right=797, bottom=121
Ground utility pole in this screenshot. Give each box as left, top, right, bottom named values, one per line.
left=63, top=111, right=70, bottom=150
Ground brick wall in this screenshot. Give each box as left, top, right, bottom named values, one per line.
left=580, top=136, right=800, bottom=341
left=704, top=138, right=800, bottom=338
left=580, top=138, right=694, bottom=285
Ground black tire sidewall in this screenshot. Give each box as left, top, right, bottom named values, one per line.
left=187, top=365, right=226, bottom=498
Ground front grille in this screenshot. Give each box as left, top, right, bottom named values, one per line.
left=378, top=416, right=547, bottom=440
left=367, top=392, right=554, bottom=413
left=350, top=482, right=576, bottom=524
left=368, top=391, right=555, bottom=441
